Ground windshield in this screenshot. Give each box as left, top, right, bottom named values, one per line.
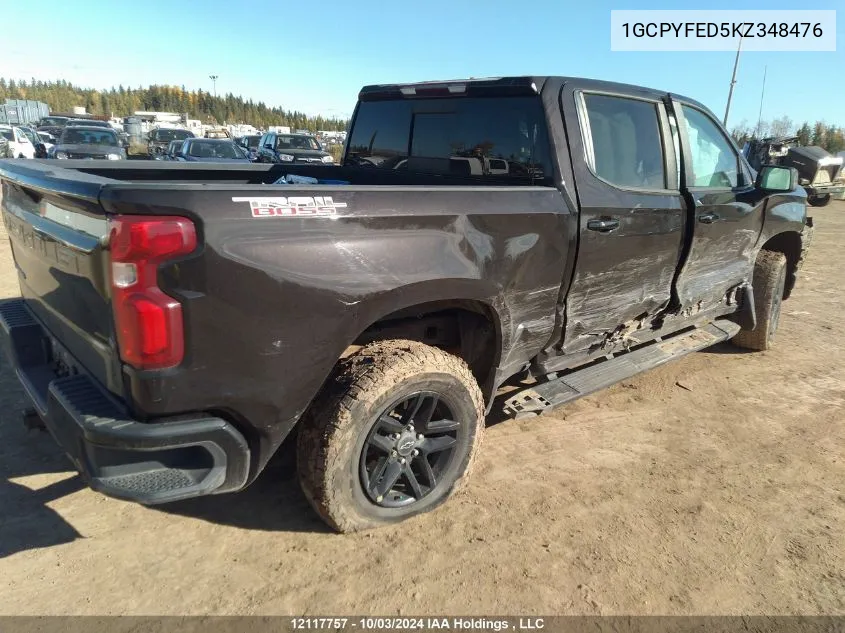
left=245, top=136, right=260, bottom=148
left=0, top=129, right=13, bottom=141
left=152, top=129, right=193, bottom=142
left=40, top=117, right=68, bottom=127
left=187, top=140, right=245, bottom=159
left=276, top=135, right=320, bottom=150
left=61, top=129, right=119, bottom=146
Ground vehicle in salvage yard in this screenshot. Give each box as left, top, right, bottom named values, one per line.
left=49, top=126, right=126, bottom=160
left=147, top=127, right=195, bottom=158
left=0, top=76, right=813, bottom=533
left=235, top=134, right=262, bottom=160
left=0, top=125, right=36, bottom=158
left=163, top=139, right=185, bottom=161
left=175, top=138, right=252, bottom=162
left=744, top=136, right=845, bottom=207
left=255, top=131, right=334, bottom=164
left=36, top=115, right=71, bottom=139
left=16, top=126, right=49, bottom=158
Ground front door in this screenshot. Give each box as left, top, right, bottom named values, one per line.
left=558, top=85, right=687, bottom=356
left=671, top=100, right=765, bottom=313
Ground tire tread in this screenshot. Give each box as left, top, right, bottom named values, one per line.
left=732, top=250, right=787, bottom=351
left=296, top=340, right=484, bottom=533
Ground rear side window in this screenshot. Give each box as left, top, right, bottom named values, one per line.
left=345, top=97, right=553, bottom=182
left=582, top=94, right=666, bottom=190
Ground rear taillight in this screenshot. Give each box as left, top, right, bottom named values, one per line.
left=109, top=215, right=197, bottom=370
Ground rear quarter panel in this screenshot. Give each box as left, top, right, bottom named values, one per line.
left=100, top=184, right=574, bottom=474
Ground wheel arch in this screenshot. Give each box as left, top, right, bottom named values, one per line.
left=758, top=230, right=802, bottom=299
left=350, top=293, right=505, bottom=404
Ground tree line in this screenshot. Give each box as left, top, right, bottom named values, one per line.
left=730, top=116, right=845, bottom=154
left=0, top=78, right=348, bottom=132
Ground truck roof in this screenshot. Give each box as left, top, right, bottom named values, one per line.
left=358, top=75, right=707, bottom=112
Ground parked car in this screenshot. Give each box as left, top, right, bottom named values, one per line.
left=36, top=132, right=58, bottom=157
left=50, top=126, right=126, bottom=160
left=0, top=125, right=35, bottom=158
left=147, top=128, right=195, bottom=158
left=36, top=115, right=70, bottom=139
left=17, top=126, right=50, bottom=158
left=255, top=131, right=334, bottom=164
left=235, top=134, right=261, bottom=159
left=176, top=138, right=251, bottom=162
left=163, top=139, right=185, bottom=161
left=744, top=136, right=845, bottom=207
left=0, top=75, right=813, bottom=533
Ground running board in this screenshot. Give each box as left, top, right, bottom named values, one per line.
left=502, top=320, right=741, bottom=418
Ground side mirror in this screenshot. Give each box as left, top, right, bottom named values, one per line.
left=756, top=165, right=798, bottom=193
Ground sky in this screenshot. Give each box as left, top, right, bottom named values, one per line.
left=1, top=0, right=842, bottom=128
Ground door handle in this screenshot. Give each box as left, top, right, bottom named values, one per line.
left=698, top=213, right=720, bottom=224
left=587, top=218, right=620, bottom=232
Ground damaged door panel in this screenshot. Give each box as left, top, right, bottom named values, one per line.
left=550, top=85, right=685, bottom=359
left=670, top=101, right=765, bottom=314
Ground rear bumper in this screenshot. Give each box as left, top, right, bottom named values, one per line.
left=0, top=298, right=250, bottom=504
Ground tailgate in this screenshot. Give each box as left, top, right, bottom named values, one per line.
left=0, top=160, right=122, bottom=395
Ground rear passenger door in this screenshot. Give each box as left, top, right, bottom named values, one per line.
left=558, top=85, right=686, bottom=356
left=671, top=100, right=763, bottom=312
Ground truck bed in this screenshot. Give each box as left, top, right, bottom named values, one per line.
left=8, top=159, right=551, bottom=187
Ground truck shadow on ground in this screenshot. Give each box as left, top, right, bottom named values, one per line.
left=157, top=439, right=333, bottom=534
left=0, top=394, right=85, bottom=558
left=0, top=363, right=528, bottom=538
left=698, top=341, right=749, bottom=355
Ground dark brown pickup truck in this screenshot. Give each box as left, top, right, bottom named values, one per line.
left=0, top=76, right=813, bottom=532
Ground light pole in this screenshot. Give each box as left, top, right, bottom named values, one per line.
left=755, top=65, right=767, bottom=139
left=723, top=36, right=742, bottom=127
left=209, top=75, right=218, bottom=98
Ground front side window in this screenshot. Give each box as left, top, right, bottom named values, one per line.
left=345, top=96, right=553, bottom=181
left=582, top=93, right=666, bottom=189
left=681, top=105, right=739, bottom=188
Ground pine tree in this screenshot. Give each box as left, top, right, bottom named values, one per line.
left=796, top=122, right=811, bottom=146
left=811, top=122, right=826, bottom=147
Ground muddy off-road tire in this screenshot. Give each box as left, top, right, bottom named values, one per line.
left=808, top=194, right=831, bottom=207
left=296, top=340, right=485, bottom=533
left=731, top=251, right=787, bottom=351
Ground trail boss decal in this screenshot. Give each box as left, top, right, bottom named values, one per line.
left=232, top=196, right=348, bottom=218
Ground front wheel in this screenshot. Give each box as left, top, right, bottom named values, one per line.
left=808, top=194, right=831, bottom=207
left=297, top=340, right=484, bottom=533
left=731, top=250, right=787, bottom=351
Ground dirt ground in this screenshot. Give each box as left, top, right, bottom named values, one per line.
left=0, top=202, right=843, bottom=616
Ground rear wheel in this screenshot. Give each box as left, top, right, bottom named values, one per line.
left=297, top=340, right=484, bottom=533
left=731, top=251, right=787, bottom=351
left=808, top=194, right=831, bottom=207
